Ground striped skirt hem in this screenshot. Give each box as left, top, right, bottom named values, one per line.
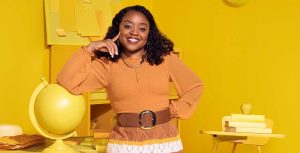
left=107, top=135, right=183, bottom=153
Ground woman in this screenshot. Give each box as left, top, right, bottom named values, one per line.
left=57, top=5, right=202, bottom=153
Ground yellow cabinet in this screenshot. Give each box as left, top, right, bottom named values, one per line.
left=50, top=45, right=181, bottom=136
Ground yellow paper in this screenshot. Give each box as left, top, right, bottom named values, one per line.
left=75, top=0, right=101, bottom=36
left=110, top=0, right=122, bottom=15
left=49, top=0, right=59, bottom=12
left=60, top=0, right=77, bottom=31
left=95, top=10, right=105, bottom=38
left=44, top=0, right=122, bottom=45
left=56, top=28, right=66, bottom=37
left=46, top=12, right=90, bottom=45
left=92, top=0, right=113, bottom=37
left=89, top=36, right=101, bottom=41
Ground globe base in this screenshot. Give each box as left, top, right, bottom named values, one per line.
left=42, top=139, right=77, bottom=153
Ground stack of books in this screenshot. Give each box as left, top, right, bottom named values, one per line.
left=0, top=134, right=45, bottom=150
left=224, top=114, right=272, bottom=134
left=92, top=129, right=110, bottom=153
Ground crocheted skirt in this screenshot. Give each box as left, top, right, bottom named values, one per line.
left=107, top=121, right=183, bottom=153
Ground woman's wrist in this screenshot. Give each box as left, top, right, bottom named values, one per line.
left=85, top=43, right=96, bottom=54
left=82, top=43, right=96, bottom=57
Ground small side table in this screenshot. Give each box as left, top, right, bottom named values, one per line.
left=200, top=130, right=285, bottom=153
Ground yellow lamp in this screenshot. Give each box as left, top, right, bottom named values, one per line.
left=29, top=78, right=85, bottom=153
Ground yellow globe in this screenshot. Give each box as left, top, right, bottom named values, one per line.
left=34, top=84, right=85, bottom=135
left=29, top=79, right=85, bottom=153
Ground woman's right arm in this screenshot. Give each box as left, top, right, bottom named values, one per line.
left=56, top=48, right=111, bottom=95
left=57, top=34, right=120, bottom=95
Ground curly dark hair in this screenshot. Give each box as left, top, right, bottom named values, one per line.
left=95, top=5, right=174, bottom=65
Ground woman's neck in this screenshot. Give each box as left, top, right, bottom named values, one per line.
left=122, top=50, right=145, bottom=59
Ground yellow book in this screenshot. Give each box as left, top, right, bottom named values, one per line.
left=231, top=114, right=265, bottom=123
left=93, top=129, right=111, bottom=138
left=225, top=121, right=267, bottom=128
left=92, top=138, right=108, bottom=152
left=92, top=144, right=106, bottom=152
left=79, top=137, right=93, bottom=146
left=90, top=91, right=108, bottom=100
left=225, top=127, right=272, bottom=134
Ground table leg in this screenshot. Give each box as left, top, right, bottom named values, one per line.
left=211, top=135, right=219, bottom=153
left=256, top=145, right=262, bottom=153
left=231, top=143, right=237, bottom=153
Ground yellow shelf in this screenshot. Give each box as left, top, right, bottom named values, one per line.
left=90, top=99, right=110, bottom=105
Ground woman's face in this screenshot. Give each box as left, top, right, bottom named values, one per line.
left=119, top=10, right=150, bottom=54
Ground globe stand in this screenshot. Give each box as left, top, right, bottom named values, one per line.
left=42, top=139, right=76, bottom=153
left=29, top=78, right=85, bottom=153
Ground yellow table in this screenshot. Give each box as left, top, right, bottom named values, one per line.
left=200, top=130, right=285, bottom=153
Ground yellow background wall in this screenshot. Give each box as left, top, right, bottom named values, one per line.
left=0, top=1, right=49, bottom=134
left=152, top=0, right=300, bottom=153
left=0, top=0, right=299, bottom=153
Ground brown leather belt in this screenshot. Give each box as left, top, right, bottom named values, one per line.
left=117, top=109, right=171, bottom=129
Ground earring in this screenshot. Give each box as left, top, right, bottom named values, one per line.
left=116, top=40, right=120, bottom=47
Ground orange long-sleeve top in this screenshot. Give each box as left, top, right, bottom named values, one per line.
left=57, top=48, right=203, bottom=119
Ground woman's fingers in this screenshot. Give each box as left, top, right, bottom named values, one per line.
left=107, top=39, right=119, bottom=56
left=90, top=33, right=120, bottom=58
left=112, top=32, right=120, bottom=42
left=94, top=40, right=117, bottom=58
left=108, top=33, right=120, bottom=57
left=94, top=42, right=109, bottom=52
left=112, top=33, right=120, bottom=55
left=104, top=40, right=115, bottom=57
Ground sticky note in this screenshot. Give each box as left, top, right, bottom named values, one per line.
left=56, top=28, right=66, bottom=37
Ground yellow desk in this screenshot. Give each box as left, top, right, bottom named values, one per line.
left=200, top=130, right=285, bottom=153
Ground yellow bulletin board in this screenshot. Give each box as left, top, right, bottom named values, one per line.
left=44, top=0, right=122, bottom=45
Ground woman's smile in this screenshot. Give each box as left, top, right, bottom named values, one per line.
left=127, top=37, right=139, bottom=43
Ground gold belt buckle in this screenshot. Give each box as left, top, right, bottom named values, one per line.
left=138, top=110, right=156, bottom=129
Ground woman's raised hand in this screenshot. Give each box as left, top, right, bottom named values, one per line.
left=85, top=33, right=120, bottom=58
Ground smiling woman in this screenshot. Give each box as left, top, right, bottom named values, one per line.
left=56, top=5, right=203, bottom=153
